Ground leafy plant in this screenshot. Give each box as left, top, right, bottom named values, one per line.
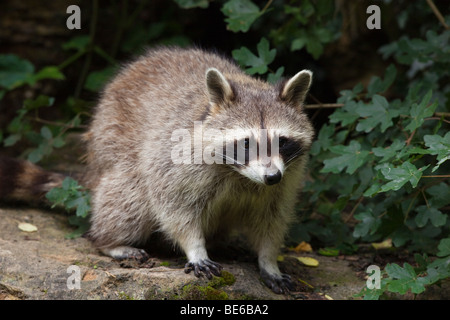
left=45, top=177, right=91, bottom=238
left=358, top=238, right=450, bottom=299
left=1, top=0, right=448, bottom=300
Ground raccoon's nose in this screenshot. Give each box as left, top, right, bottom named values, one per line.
left=264, top=171, right=282, bottom=185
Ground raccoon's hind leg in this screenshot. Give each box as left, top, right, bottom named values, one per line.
left=87, top=170, right=154, bottom=263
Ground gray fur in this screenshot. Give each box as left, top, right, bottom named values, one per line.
left=83, top=47, right=314, bottom=294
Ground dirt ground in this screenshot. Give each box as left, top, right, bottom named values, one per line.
left=0, top=205, right=370, bottom=300
left=1, top=204, right=449, bottom=300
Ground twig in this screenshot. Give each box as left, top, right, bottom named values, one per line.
left=344, top=196, right=364, bottom=223
left=405, top=129, right=416, bottom=146
left=425, top=117, right=450, bottom=124
left=305, top=103, right=344, bottom=109
left=261, top=0, right=273, bottom=13
left=426, top=0, right=449, bottom=30
left=74, top=0, right=99, bottom=98
left=422, top=175, right=450, bottom=178
left=435, top=112, right=450, bottom=118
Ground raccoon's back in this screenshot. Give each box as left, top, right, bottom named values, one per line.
left=85, top=47, right=242, bottom=175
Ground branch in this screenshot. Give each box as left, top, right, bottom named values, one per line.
left=426, top=0, right=449, bottom=29
left=305, top=103, right=344, bottom=109
left=422, top=175, right=450, bottom=178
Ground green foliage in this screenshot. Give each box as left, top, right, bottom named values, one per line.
left=221, top=0, right=263, bottom=33
left=358, top=238, right=450, bottom=299
left=45, top=177, right=91, bottom=238
left=0, top=54, right=64, bottom=91
left=232, top=37, right=276, bottom=75
left=1, top=0, right=449, bottom=300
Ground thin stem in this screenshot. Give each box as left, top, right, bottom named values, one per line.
left=425, top=117, right=450, bottom=124
left=405, top=129, right=416, bottom=146
left=74, top=0, right=99, bottom=98
left=261, top=0, right=273, bottom=13
left=305, top=103, right=345, bottom=109
left=422, top=175, right=450, bottom=178
left=426, top=0, right=449, bottom=29
left=344, top=196, right=364, bottom=223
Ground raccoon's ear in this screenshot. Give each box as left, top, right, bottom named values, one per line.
left=280, top=70, right=312, bottom=108
left=205, top=68, right=235, bottom=106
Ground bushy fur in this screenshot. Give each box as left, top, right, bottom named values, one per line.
left=0, top=47, right=314, bottom=294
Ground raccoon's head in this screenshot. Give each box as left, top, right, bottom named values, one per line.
left=202, top=67, right=314, bottom=186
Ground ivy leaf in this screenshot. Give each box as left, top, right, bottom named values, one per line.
left=426, top=183, right=450, bottom=208
left=40, top=126, right=53, bottom=140
left=321, top=140, right=370, bottom=174
left=386, top=263, right=429, bottom=294
left=45, top=187, right=69, bottom=207
left=414, top=205, right=447, bottom=227
left=437, top=238, right=450, bottom=258
left=3, top=133, right=22, bottom=147
left=367, top=64, right=397, bottom=97
left=84, top=66, right=117, bottom=92
left=24, top=95, right=55, bottom=111
left=30, top=66, right=65, bottom=84
left=62, top=177, right=79, bottom=191
left=356, top=95, right=401, bottom=133
left=310, top=123, right=335, bottom=155
left=404, top=90, right=438, bottom=132
left=423, top=132, right=450, bottom=172
left=353, top=210, right=382, bottom=238
left=379, top=161, right=429, bottom=192
left=329, top=100, right=361, bottom=126
left=0, top=54, right=34, bottom=90
left=267, top=66, right=284, bottom=84
left=232, top=38, right=276, bottom=75
left=221, top=0, right=261, bottom=33
left=372, top=139, right=405, bottom=163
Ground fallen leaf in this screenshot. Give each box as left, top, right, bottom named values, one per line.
left=296, top=256, right=319, bottom=267
left=293, top=241, right=313, bottom=253
left=18, top=222, right=38, bottom=232
left=318, top=247, right=340, bottom=256
left=298, top=278, right=314, bottom=289
left=371, top=238, right=392, bottom=250
left=277, top=255, right=285, bottom=262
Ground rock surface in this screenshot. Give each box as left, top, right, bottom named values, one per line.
left=0, top=207, right=367, bottom=300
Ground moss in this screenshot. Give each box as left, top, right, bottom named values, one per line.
left=179, top=283, right=229, bottom=300
left=203, top=286, right=228, bottom=300
left=208, top=271, right=236, bottom=288
left=159, top=261, right=170, bottom=267
left=220, top=270, right=236, bottom=286
left=169, top=271, right=237, bottom=300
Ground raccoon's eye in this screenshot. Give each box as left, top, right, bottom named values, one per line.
left=279, top=136, right=288, bottom=148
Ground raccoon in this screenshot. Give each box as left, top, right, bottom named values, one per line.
left=0, top=47, right=314, bottom=294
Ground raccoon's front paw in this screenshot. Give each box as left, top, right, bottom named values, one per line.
left=260, top=269, right=295, bottom=294
left=184, top=259, right=223, bottom=279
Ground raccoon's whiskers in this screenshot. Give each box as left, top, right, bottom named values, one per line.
left=214, top=152, right=245, bottom=167
left=285, top=148, right=304, bottom=166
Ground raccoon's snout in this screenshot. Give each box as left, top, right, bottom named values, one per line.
left=264, top=170, right=282, bottom=185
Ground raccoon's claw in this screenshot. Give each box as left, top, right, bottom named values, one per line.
left=184, top=259, right=223, bottom=279
left=260, top=269, right=295, bottom=294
